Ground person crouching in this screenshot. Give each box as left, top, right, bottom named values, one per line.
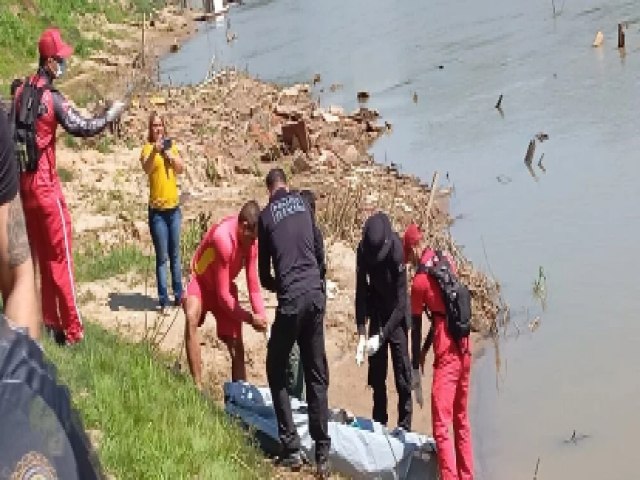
left=183, top=201, right=268, bottom=389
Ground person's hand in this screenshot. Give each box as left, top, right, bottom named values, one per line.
left=154, top=136, right=164, bottom=152
left=105, top=100, right=126, bottom=122
left=412, top=369, right=424, bottom=408
left=250, top=313, right=267, bottom=332
left=355, top=335, right=366, bottom=366
left=366, top=334, right=381, bottom=356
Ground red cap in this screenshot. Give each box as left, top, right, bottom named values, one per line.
left=403, top=223, right=423, bottom=262
left=38, top=28, right=73, bottom=59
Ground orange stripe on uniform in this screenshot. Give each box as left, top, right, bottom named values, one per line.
left=194, top=246, right=216, bottom=275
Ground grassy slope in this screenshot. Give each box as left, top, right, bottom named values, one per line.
left=44, top=323, right=273, bottom=479
left=0, top=0, right=162, bottom=84
left=4, top=2, right=273, bottom=477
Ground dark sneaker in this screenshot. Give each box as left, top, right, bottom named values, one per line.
left=316, top=458, right=330, bottom=479
left=174, top=297, right=183, bottom=307
left=45, top=326, right=66, bottom=346
left=55, top=330, right=67, bottom=346
left=275, top=450, right=303, bottom=471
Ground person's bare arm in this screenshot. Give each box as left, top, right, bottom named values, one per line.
left=0, top=193, right=39, bottom=339
left=163, top=145, right=184, bottom=174
left=140, top=145, right=157, bottom=174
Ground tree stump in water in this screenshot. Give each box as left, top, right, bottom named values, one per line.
left=618, top=23, right=626, bottom=49
left=524, top=139, right=536, bottom=166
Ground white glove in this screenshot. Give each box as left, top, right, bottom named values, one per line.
left=265, top=322, right=271, bottom=341
left=412, top=369, right=424, bottom=408
left=366, top=334, right=381, bottom=356
left=105, top=100, right=126, bottom=122
left=355, top=335, right=366, bottom=366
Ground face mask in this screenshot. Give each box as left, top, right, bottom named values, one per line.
left=55, top=59, right=66, bottom=78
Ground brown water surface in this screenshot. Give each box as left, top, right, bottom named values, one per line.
left=167, top=1, right=640, bottom=478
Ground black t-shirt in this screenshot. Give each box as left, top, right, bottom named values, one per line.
left=0, top=105, right=18, bottom=204
left=258, top=188, right=323, bottom=301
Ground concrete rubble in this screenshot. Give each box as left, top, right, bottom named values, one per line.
left=104, top=68, right=503, bottom=332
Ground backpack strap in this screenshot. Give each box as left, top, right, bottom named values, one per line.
left=416, top=263, right=428, bottom=275
left=415, top=261, right=446, bottom=318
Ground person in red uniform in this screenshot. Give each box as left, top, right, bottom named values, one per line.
left=13, top=29, right=126, bottom=345
left=184, top=201, right=268, bottom=389
left=403, top=223, right=473, bottom=480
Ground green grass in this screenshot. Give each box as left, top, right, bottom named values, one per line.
left=74, top=242, right=153, bottom=283
left=43, top=322, right=272, bottom=479
left=0, top=0, right=165, bottom=85
left=181, top=212, right=212, bottom=275
left=75, top=216, right=212, bottom=285
left=58, top=166, right=74, bottom=182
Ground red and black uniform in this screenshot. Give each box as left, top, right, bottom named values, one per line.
left=15, top=69, right=108, bottom=344
left=411, top=249, right=473, bottom=480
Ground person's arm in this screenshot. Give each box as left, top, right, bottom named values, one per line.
left=410, top=273, right=429, bottom=370
left=257, top=216, right=277, bottom=293
left=411, top=314, right=422, bottom=370
left=0, top=194, right=39, bottom=340
left=380, top=246, right=409, bottom=342
left=51, top=90, right=108, bottom=137
left=422, top=324, right=434, bottom=354
left=0, top=110, right=38, bottom=339
left=314, top=225, right=326, bottom=281
left=245, top=243, right=266, bottom=318
left=355, top=244, right=368, bottom=335
left=163, top=144, right=184, bottom=175
left=210, top=229, right=251, bottom=323
left=140, top=144, right=157, bottom=175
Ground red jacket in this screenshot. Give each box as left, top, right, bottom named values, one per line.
left=410, top=249, right=470, bottom=365
left=15, top=70, right=107, bottom=204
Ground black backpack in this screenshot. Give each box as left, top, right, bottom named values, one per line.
left=417, top=250, right=472, bottom=341
left=10, top=78, right=51, bottom=173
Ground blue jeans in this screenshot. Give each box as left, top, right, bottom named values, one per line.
left=149, top=206, right=183, bottom=307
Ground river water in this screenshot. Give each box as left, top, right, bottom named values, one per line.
left=164, top=1, right=640, bottom=478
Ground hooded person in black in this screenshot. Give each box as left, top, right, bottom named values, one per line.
left=355, top=212, right=412, bottom=431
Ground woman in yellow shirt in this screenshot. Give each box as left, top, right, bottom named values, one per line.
left=140, top=112, right=185, bottom=312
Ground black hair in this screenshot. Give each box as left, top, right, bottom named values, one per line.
left=265, top=168, right=287, bottom=190
left=238, top=200, right=261, bottom=228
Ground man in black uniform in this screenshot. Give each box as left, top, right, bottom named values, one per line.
left=299, top=189, right=326, bottom=284
left=283, top=189, right=325, bottom=402
left=355, top=211, right=412, bottom=431
left=258, top=169, right=330, bottom=477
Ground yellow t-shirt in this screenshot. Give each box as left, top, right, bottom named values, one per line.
left=140, top=143, right=180, bottom=209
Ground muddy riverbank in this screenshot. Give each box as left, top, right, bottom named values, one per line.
left=40, top=1, right=502, bottom=457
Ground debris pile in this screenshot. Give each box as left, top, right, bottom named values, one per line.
left=107, top=68, right=503, bottom=335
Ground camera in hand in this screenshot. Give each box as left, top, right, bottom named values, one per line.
left=162, top=138, right=173, bottom=151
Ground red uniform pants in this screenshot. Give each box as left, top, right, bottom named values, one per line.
left=432, top=350, right=473, bottom=480
left=23, top=194, right=83, bottom=343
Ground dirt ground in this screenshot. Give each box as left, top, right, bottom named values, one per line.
left=36, top=2, right=501, bottom=465
left=62, top=139, right=436, bottom=430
